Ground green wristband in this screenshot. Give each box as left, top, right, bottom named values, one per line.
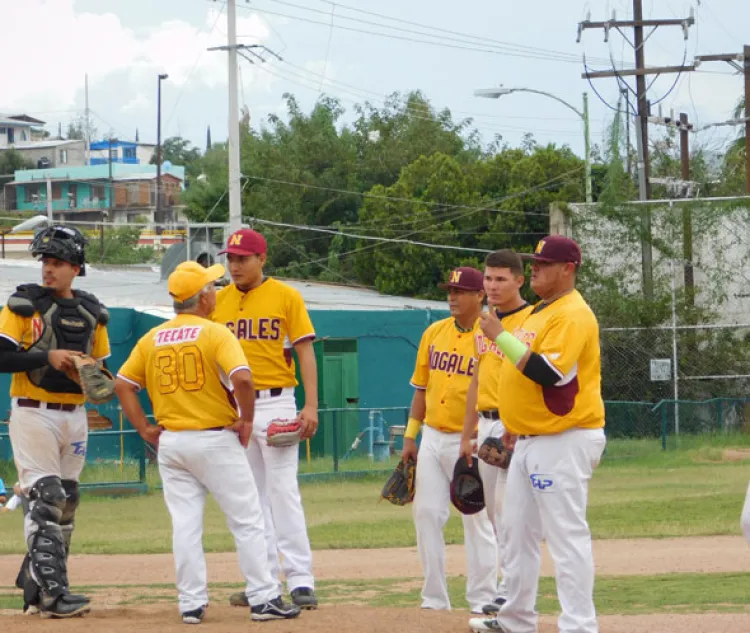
left=495, top=331, right=528, bottom=365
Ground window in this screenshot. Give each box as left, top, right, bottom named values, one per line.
left=123, top=147, right=136, bottom=159
left=21, top=130, right=27, bottom=141
left=59, top=149, right=68, bottom=164
left=91, top=185, right=106, bottom=204
left=52, top=184, right=63, bottom=200
left=0, top=127, right=6, bottom=134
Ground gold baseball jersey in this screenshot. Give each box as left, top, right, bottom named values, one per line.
left=498, top=290, right=605, bottom=435
left=0, top=306, right=110, bottom=405
left=411, top=317, right=478, bottom=434
left=212, top=279, right=315, bottom=390
left=474, top=304, right=533, bottom=412
left=117, top=314, right=249, bottom=432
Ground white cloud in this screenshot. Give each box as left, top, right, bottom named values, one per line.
left=0, top=1, right=273, bottom=120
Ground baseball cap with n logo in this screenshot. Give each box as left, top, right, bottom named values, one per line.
left=438, top=266, right=484, bottom=291
left=218, top=229, right=268, bottom=256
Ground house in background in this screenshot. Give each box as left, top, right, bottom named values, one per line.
left=0, top=114, right=47, bottom=147
left=3, top=163, right=186, bottom=224
left=89, top=139, right=156, bottom=166
left=5, top=139, right=86, bottom=169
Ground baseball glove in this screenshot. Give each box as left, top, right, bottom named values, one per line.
left=267, top=418, right=303, bottom=447
left=478, top=437, right=513, bottom=469
left=66, top=355, right=116, bottom=405
left=380, top=457, right=416, bottom=506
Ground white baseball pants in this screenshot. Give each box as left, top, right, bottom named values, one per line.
left=413, top=424, right=498, bottom=613
left=741, top=482, right=750, bottom=545
left=246, top=389, right=314, bottom=593
left=494, top=427, right=606, bottom=633
left=158, top=429, right=278, bottom=613
left=477, top=414, right=508, bottom=601
left=9, top=400, right=88, bottom=544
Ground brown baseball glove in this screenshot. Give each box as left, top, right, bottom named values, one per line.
left=266, top=418, right=303, bottom=447
left=66, top=355, right=116, bottom=405
left=478, top=437, right=513, bottom=469
left=380, top=457, right=416, bottom=506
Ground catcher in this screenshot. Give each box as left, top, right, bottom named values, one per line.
left=0, top=225, right=110, bottom=618
left=459, top=250, right=531, bottom=615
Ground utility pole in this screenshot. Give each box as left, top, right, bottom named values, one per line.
left=46, top=177, right=53, bottom=222
left=679, top=113, right=694, bottom=311
left=578, top=2, right=695, bottom=300
left=84, top=74, right=90, bottom=165
left=227, top=0, right=242, bottom=233
left=745, top=45, right=750, bottom=194
left=156, top=73, right=168, bottom=232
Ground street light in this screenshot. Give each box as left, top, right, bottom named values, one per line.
left=475, top=87, right=593, bottom=204
left=156, top=73, right=169, bottom=230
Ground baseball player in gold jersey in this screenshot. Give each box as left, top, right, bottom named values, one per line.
left=469, top=236, right=606, bottom=633
left=212, top=229, right=319, bottom=610
left=459, top=250, right=532, bottom=616
left=402, top=266, right=498, bottom=613
left=0, top=225, right=109, bottom=618
left=115, top=261, right=301, bottom=624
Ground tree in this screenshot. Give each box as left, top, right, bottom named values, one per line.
left=66, top=114, right=96, bottom=142
left=0, top=148, right=34, bottom=175
left=151, top=136, right=202, bottom=181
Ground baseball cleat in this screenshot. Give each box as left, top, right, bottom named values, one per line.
left=181, top=604, right=207, bottom=624
left=468, top=617, right=508, bottom=632
left=481, top=596, right=507, bottom=615
left=40, top=594, right=91, bottom=619
left=250, top=596, right=301, bottom=621
left=228, top=591, right=248, bottom=607
left=290, top=587, right=318, bottom=610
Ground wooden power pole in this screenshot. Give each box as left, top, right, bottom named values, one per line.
left=578, top=1, right=695, bottom=300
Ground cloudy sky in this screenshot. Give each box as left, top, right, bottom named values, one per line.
left=1, top=0, right=747, bottom=160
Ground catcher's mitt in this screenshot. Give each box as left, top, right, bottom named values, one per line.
left=67, top=355, right=116, bottom=405
left=267, top=418, right=303, bottom=447
left=380, top=457, right=415, bottom=506
left=478, top=437, right=513, bottom=469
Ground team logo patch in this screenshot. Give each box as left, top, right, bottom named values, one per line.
left=535, top=239, right=546, bottom=254
left=229, top=233, right=244, bottom=246
left=450, top=270, right=462, bottom=283
left=530, top=473, right=554, bottom=491
left=71, top=441, right=87, bottom=457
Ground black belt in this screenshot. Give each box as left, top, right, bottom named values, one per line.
left=16, top=398, right=77, bottom=412
left=478, top=409, right=500, bottom=420
left=256, top=387, right=283, bottom=398
left=518, top=434, right=538, bottom=440
left=205, top=426, right=229, bottom=431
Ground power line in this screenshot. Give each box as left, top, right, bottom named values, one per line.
left=237, top=0, right=620, bottom=65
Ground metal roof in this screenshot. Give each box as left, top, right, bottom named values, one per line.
left=0, top=260, right=447, bottom=313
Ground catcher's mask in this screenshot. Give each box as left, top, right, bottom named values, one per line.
left=450, top=456, right=485, bottom=515
left=30, top=225, right=88, bottom=276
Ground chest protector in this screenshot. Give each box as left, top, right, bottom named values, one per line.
left=6, top=284, right=109, bottom=394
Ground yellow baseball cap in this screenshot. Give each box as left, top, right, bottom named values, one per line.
left=168, top=261, right=225, bottom=302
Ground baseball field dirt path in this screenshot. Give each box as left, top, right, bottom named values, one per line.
left=1, top=535, right=747, bottom=585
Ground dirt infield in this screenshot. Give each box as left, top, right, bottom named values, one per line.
left=1, top=535, right=747, bottom=585
left=1, top=537, right=748, bottom=632
left=2, top=606, right=750, bottom=633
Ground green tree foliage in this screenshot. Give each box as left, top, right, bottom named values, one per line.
left=151, top=136, right=202, bottom=181
left=90, top=224, right=157, bottom=265
left=0, top=148, right=35, bottom=174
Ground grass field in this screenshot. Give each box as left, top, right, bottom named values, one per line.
left=1, top=436, right=749, bottom=555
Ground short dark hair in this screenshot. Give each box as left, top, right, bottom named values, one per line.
left=484, top=250, right=524, bottom=276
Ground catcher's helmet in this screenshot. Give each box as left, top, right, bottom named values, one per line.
left=30, top=225, right=88, bottom=276
left=450, top=456, right=485, bottom=515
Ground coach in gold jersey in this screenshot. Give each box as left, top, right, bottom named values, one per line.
left=115, top=261, right=300, bottom=624
left=213, top=229, right=319, bottom=611
left=469, top=236, right=606, bottom=633
left=403, top=266, right=497, bottom=614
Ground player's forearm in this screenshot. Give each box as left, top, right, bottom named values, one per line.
left=462, top=376, right=479, bottom=441
left=230, top=369, right=255, bottom=422
left=0, top=348, right=50, bottom=373
left=296, top=342, right=319, bottom=410
left=409, top=389, right=426, bottom=422
left=114, top=381, right=151, bottom=433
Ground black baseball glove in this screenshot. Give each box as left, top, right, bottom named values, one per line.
left=380, top=457, right=416, bottom=506
left=478, top=437, right=513, bottom=469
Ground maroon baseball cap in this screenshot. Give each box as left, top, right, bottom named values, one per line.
left=438, top=266, right=484, bottom=292
left=218, top=229, right=268, bottom=256
left=522, top=235, right=582, bottom=266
